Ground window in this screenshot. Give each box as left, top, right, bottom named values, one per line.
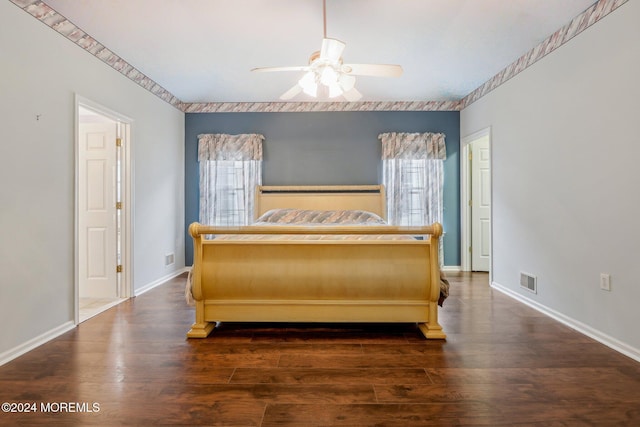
left=198, top=134, right=263, bottom=227
left=203, top=160, right=251, bottom=225
left=379, top=132, right=446, bottom=227
left=383, top=158, right=443, bottom=226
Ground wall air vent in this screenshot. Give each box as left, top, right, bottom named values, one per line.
left=520, top=272, right=537, bottom=294
left=165, top=253, right=175, bottom=266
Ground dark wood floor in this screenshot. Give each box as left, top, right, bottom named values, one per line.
left=1, top=272, right=639, bottom=426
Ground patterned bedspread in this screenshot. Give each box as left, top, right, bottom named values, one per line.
left=214, top=209, right=414, bottom=241
left=257, top=208, right=386, bottom=224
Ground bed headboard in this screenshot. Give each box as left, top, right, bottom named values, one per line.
left=254, top=185, right=386, bottom=220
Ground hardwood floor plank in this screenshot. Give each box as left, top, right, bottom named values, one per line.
left=248, top=325, right=419, bottom=344
left=277, top=353, right=445, bottom=369
left=229, top=367, right=432, bottom=385
left=261, top=403, right=494, bottom=426
left=496, top=401, right=640, bottom=425
left=158, top=383, right=377, bottom=404
left=374, top=383, right=549, bottom=404
left=427, top=366, right=635, bottom=384
left=187, top=342, right=365, bottom=356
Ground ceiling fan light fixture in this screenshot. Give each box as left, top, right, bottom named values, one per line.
left=319, top=66, right=339, bottom=86
left=299, top=71, right=318, bottom=97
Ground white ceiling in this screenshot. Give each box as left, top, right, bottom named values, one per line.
left=42, top=0, right=597, bottom=104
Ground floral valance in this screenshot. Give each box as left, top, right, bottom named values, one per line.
left=379, top=132, right=446, bottom=160
left=198, top=133, right=264, bottom=161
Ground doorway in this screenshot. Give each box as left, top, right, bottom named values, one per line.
left=75, top=97, right=132, bottom=323
left=461, top=127, right=492, bottom=274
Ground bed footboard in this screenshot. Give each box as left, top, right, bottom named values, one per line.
left=187, top=222, right=445, bottom=339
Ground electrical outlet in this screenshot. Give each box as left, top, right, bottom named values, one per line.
left=600, top=273, right=611, bottom=291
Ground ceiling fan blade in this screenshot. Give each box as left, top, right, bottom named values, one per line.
left=279, top=84, right=303, bottom=100
left=342, top=87, right=362, bottom=102
left=342, top=63, right=403, bottom=77
left=320, top=38, right=346, bottom=62
left=252, top=66, right=309, bottom=73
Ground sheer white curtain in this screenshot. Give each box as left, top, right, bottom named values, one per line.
left=380, top=132, right=446, bottom=264
left=198, top=133, right=264, bottom=226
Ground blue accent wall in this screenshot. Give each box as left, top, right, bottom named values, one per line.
left=185, top=111, right=460, bottom=265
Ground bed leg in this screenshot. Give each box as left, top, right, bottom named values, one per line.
left=187, top=322, right=215, bottom=338
left=187, top=299, right=215, bottom=338
left=418, top=323, right=446, bottom=340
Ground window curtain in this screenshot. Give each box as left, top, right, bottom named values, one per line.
left=380, top=132, right=446, bottom=264
left=198, top=133, right=264, bottom=226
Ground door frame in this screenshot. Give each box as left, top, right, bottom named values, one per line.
left=460, top=126, right=492, bottom=276
left=74, top=95, right=134, bottom=325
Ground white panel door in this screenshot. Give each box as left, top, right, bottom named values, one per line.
left=471, top=136, right=491, bottom=271
left=79, top=122, right=118, bottom=298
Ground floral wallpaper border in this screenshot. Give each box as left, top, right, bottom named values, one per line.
left=9, top=0, right=627, bottom=113
left=182, top=101, right=463, bottom=113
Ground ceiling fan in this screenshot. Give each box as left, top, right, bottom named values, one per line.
left=251, top=0, right=403, bottom=101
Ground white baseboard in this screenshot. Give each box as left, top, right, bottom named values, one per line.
left=0, top=321, right=75, bottom=367
left=134, top=267, right=189, bottom=297
left=491, top=281, right=640, bottom=363
left=442, top=265, right=462, bottom=272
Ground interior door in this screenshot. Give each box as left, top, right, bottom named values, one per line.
left=471, top=136, right=491, bottom=271
left=79, top=121, right=118, bottom=298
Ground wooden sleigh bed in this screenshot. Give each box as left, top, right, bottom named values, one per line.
left=187, top=185, right=446, bottom=339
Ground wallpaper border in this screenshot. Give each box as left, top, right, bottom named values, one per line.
left=182, top=101, right=463, bottom=113
left=9, top=0, right=627, bottom=113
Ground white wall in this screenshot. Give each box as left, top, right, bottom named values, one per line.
left=0, top=1, right=185, bottom=358
left=461, top=2, right=640, bottom=357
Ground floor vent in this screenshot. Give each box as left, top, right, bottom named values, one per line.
left=520, top=272, right=537, bottom=294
